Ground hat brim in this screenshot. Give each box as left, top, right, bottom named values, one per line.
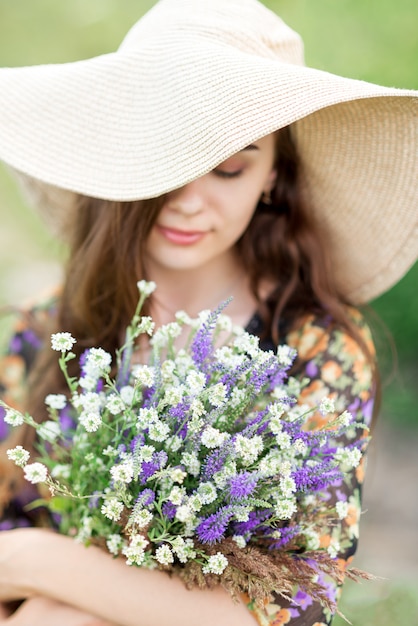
left=0, top=36, right=417, bottom=302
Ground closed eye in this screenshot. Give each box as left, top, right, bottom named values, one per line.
left=213, top=169, right=243, bottom=179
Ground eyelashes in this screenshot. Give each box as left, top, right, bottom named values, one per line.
left=212, top=168, right=243, bottom=179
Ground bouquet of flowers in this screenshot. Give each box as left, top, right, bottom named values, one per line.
left=2, top=281, right=370, bottom=612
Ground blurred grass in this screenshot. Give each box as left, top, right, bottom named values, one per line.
left=0, top=1, right=417, bottom=623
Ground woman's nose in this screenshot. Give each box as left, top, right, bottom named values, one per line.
left=166, top=180, right=205, bottom=215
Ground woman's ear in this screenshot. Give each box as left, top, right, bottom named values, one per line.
left=264, top=168, right=277, bottom=194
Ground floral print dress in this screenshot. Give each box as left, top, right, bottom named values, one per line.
left=0, top=296, right=375, bottom=626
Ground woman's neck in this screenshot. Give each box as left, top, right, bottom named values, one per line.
left=143, top=254, right=257, bottom=328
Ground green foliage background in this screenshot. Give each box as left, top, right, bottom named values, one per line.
left=0, top=2, right=417, bottom=624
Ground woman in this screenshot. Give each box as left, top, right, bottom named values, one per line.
left=0, top=1, right=417, bottom=624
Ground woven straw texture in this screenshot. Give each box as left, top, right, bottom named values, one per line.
left=0, top=0, right=417, bottom=302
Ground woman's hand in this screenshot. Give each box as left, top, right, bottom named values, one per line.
left=0, top=596, right=117, bottom=626
left=0, top=528, right=41, bottom=602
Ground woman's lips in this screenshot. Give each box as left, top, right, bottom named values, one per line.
left=157, top=225, right=207, bottom=245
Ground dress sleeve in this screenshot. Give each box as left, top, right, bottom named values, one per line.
left=0, top=299, right=55, bottom=529
left=245, top=309, right=375, bottom=626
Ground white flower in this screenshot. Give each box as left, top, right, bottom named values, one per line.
left=172, top=537, right=196, bottom=563
left=175, top=310, right=192, bottom=325
left=148, top=420, right=170, bottom=442
left=228, top=387, right=246, bottom=408
left=122, top=534, right=148, bottom=566
left=106, top=534, right=124, bottom=556
left=186, top=370, right=206, bottom=394
left=319, top=397, right=335, bottom=416
left=188, top=494, right=202, bottom=512
left=78, top=391, right=103, bottom=413
left=84, top=348, right=112, bottom=377
left=339, top=411, right=353, bottom=427
left=327, top=539, right=341, bottom=559
left=168, top=486, right=186, bottom=506
left=50, top=464, right=71, bottom=480
left=234, top=507, right=251, bottom=522
left=233, top=332, right=260, bottom=357
left=163, top=386, right=184, bottom=406
left=110, top=460, right=134, bottom=484
left=190, top=399, right=205, bottom=419
left=276, top=345, right=296, bottom=367
left=232, top=535, right=247, bottom=548
left=271, top=386, right=289, bottom=401
left=3, top=409, right=24, bottom=427
left=335, top=447, right=362, bottom=469
left=208, top=383, right=227, bottom=407
left=304, top=528, right=321, bottom=550
left=275, top=432, right=291, bottom=450
left=165, top=435, right=183, bottom=452
left=280, top=476, right=297, bottom=498
left=336, top=500, right=349, bottom=520
left=274, top=498, right=297, bottom=520
left=216, top=314, right=233, bottom=333
left=120, top=385, right=135, bottom=405
left=180, top=452, right=200, bottom=477
left=175, top=504, right=194, bottom=523
left=37, top=420, right=61, bottom=443
left=51, top=332, right=76, bottom=352
left=170, top=468, right=187, bottom=484
left=106, top=394, right=126, bottom=415
left=7, top=445, right=30, bottom=467
left=202, top=553, right=228, bottom=575
left=23, top=462, right=48, bottom=484
left=137, top=280, right=157, bottom=297
left=258, top=454, right=281, bottom=477
left=161, top=360, right=176, bottom=381
left=137, top=407, right=158, bottom=428
left=269, top=403, right=286, bottom=419
left=213, top=461, right=237, bottom=489
left=45, top=394, right=67, bottom=410
left=155, top=544, right=174, bottom=565
left=293, top=438, right=308, bottom=455
left=138, top=445, right=155, bottom=462
left=137, top=316, right=155, bottom=336
left=201, top=426, right=229, bottom=449
left=79, top=411, right=102, bottom=432
left=197, top=482, right=217, bottom=505
left=78, top=375, right=99, bottom=392
left=234, top=434, right=263, bottom=465
left=101, top=499, right=124, bottom=522
left=132, top=365, right=155, bottom=387
left=130, top=508, right=153, bottom=528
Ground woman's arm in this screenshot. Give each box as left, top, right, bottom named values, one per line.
left=0, top=528, right=256, bottom=626
left=0, top=596, right=117, bottom=626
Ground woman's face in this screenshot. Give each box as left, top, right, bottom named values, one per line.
left=145, top=133, right=277, bottom=273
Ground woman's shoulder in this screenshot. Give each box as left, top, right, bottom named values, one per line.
left=284, top=306, right=375, bottom=363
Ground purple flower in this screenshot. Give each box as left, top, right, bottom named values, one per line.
left=130, top=434, right=145, bottom=452
left=88, top=491, right=101, bottom=509
left=268, top=525, right=301, bottom=549
left=162, top=501, right=177, bottom=520
left=196, top=507, right=232, bottom=544
left=232, top=509, right=270, bottom=537
left=292, top=460, right=342, bottom=493
left=291, top=589, right=314, bottom=611
left=229, top=471, right=259, bottom=500
left=140, top=461, right=159, bottom=483
left=58, top=407, right=76, bottom=434
left=0, top=406, right=8, bottom=439
left=136, top=488, right=155, bottom=507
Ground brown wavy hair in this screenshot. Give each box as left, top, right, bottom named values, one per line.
left=0, top=125, right=378, bottom=508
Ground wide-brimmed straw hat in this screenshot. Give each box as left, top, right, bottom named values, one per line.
left=0, top=0, right=417, bottom=303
